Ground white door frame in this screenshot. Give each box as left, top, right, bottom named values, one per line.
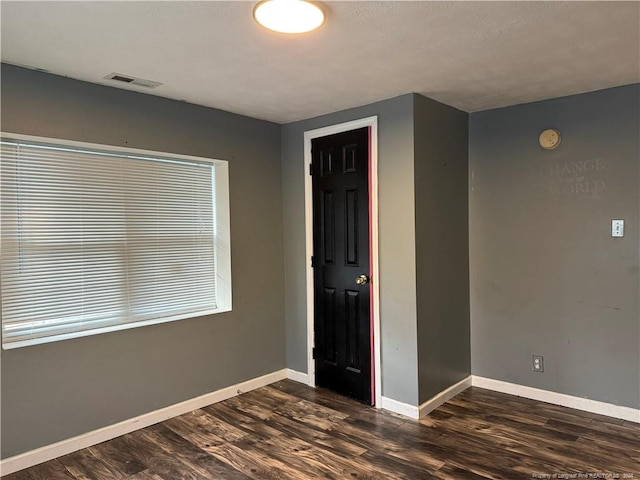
left=303, top=116, right=382, bottom=408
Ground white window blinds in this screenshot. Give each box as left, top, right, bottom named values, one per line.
left=1, top=137, right=230, bottom=349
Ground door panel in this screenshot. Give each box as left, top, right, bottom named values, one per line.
left=323, top=287, right=337, bottom=364
left=321, top=190, right=335, bottom=264
left=345, top=188, right=359, bottom=266
left=345, top=289, right=360, bottom=372
left=312, top=127, right=371, bottom=404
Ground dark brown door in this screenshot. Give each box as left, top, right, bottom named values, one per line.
left=312, top=127, right=372, bottom=405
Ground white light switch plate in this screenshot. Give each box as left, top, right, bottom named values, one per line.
left=612, top=219, right=624, bottom=237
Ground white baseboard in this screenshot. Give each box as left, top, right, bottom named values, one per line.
left=0, top=369, right=287, bottom=476
left=419, top=375, right=472, bottom=417
left=286, top=368, right=310, bottom=385
left=380, top=396, right=420, bottom=419
left=472, top=376, right=640, bottom=423
left=381, top=376, right=473, bottom=420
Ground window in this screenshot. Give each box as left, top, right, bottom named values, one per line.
left=1, top=134, right=231, bottom=349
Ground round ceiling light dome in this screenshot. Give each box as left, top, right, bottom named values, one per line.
left=253, top=0, right=325, bottom=34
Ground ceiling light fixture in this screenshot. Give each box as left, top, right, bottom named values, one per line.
left=253, top=0, right=325, bottom=34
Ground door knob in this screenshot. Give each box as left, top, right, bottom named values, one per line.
left=355, top=274, right=369, bottom=285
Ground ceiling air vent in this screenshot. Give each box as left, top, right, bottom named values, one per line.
left=104, top=73, right=162, bottom=89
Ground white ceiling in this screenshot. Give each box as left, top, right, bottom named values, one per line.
left=1, top=1, right=639, bottom=124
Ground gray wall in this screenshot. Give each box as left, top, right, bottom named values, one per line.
left=281, top=95, right=420, bottom=405
left=469, top=84, right=640, bottom=409
left=0, top=64, right=286, bottom=458
left=414, top=95, right=470, bottom=403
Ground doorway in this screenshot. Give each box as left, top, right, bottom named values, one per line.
left=303, top=117, right=381, bottom=406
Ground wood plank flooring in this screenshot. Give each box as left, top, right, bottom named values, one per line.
left=4, top=380, right=639, bottom=479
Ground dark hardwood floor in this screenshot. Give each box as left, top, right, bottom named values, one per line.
left=4, top=380, right=639, bottom=479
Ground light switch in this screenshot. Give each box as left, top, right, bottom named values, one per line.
left=612, top=219, right=624, bottom=237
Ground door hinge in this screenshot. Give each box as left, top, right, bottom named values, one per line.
left=309, top=163, right=313, bottom=176
left=312, top=347, right=317, bottom=359
left=311, top=255, right=315, bottom=268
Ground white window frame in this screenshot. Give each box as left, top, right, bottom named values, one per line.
left=1, top=132, right=232, bottom=349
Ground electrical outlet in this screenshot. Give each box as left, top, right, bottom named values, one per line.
left=612, top=219, right=624, bottom=237
left=532, top=355, right=544, bottom=372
